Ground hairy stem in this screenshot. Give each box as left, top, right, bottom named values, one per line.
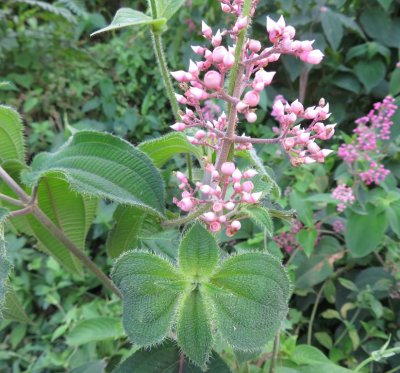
left=0, top=193, right=24, bottom=207
left=161, top=204, right=210, bottom=228
left=0, top=167, right=30, bottom=203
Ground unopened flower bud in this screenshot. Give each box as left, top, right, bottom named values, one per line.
left=203, top=212, right=216, bottom=222
left=212, top=46, right=228, bottom=63
left=170, top=122, right=186, bottom=131
left=243, top=169, right=258, bottom=178
left=249, top=39, right=262, bottom=53
left=232, top=169, right=242, bottom=182
left=202, top=21, right=212, bottom=39
left=246, top=112, right=257, bottom=123
left=231, top=220, right=241, bottom=230
left=204, top=70, right=222, bottom=90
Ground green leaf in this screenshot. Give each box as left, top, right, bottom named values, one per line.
left=354, top=59, right=386, bottom=93
left=314, top=332, right=333, bottom=349
left=389, top=68, right=400, bottom=96
left=291, top=345, right=331, bottom=365
left=289, top=190, right=313, bottom=227
left=157, top=0, right=185, bottom=20
left=377, top=0, right=393, bottom=11
left=179, top=222, right=218, bottom=279
left=297, top=228, right=318, bottom=257
left=321, top=10, right=343, bottom=50
left=0, top=106, right=25, bottom=164
left=114, top=340, right=231, bottom=373
left=70, top=361, right=106, bottom=373
left=13, top=176, right=97, bottom=275
left=23, top=131, right=165, bottom=216
left=176, top=290, right=213, bottom=368
left=345, top=208, right=388, bottom=258
left=112, top=251, right=187, bottom=346
left=242, top=205, right=274, bottom=237
left=359, top=7, right=391, bottom=43
left=67, top=317, right=124, bottom=345
left=332, top=74, right=361, bottom=94
left=107, top=205, right=152, bottom=259
left=1, top=287, right=32, bottom=324
left=207, top=253, right=290, bottom=350
left=139, top=132, right=203, bottom=168
left=90, top=8, right=167, bottom=36
left=0, top=208, right=11, bottom=316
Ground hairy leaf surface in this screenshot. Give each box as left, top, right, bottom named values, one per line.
left=0, top=106, right=25, bottom=164
left=23, top=131, right=165, bottom=215
left=243, top=205, right=274, bottom=237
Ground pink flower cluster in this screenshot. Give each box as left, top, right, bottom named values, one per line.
left=173, top=162, right=260, bottom=236
left=338, top=96, right=397, bottom=185
left=332, top=184, right=355, bottom=213
left=272, top=96, right=335, bottom=166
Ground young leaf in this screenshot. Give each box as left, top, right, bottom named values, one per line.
left=22, top=131, right=165, bottom=216
left=112, top=251, right=187, bottom=346
left=207, top=253, right=290, bottom=350
left=179, top=222, right=218, bottom=279
left=176, top=290, right=213, bottom=368
left=139, top=132, right=203, bottom=168
left=91, top=8, right=167, bottom=36
left=67, top=317, right=124, bottom=345
left=0, top=106, right=26, bottom=164
left=242, top=205, right=274, bottom=237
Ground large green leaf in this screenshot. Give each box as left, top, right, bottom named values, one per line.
left=112, top=251, right=187, bottom=346
left=179, top=222, right=218, bottom=279
left=207, top=253, right=290, bottom=350
left=321, top=10, right=343, bottom=50
left=0, top=207, right=11, bottom=316
left=14, top=176, right=98, bottom=275
left=114, top=340, right=231, bottom=373
left=242, top=205, right=274, bottom=237
left=157, top=0, right=185, bottom=20
left=345, top=208, right=388, bottom=258
left=139, top=132, right=203, bottom=168
left=354, top=59, right=386, bottom=93
left=91, top=8, right=166, bottom=36
left=67, top=317, right=124, bottom=345
left=176, top=290, right=213, bottom=368
left=0, top=105, right=25, bottom=164
left=22, top=131, right=165, bottom=216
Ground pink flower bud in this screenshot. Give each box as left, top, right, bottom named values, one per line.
left=266, top=16, right=277, bottom=32
left=224, top=202, right=235, bottom=210
left=223, top=52, right=235, bottom=68
left=251, top=192, right=262, bottom=203
left=191, top=45, right=205, bottom=55
left=179, top=197, right=193, bottom=212
left=243, top=169, right=258, bottom=178
left=209, top=221, right=221, bottom=232
left=232, top=169, right=242, bottom=182
left=313, top=122, right=325, bottom=133
left=253, top=81, right=265, bottom=92
left=204, top=70, right=222, bottom=90
left=200, top=185, right=213, bottom=194
left=249, top=39, right=262, bottom=52
left=304, top=107, right=318, bottom=119
left=213, top=202, right=223, bottom=212
left=195, top=130, right=206, bottom=139
left=186, top=136, right=198, bottom=144
left=236, top=101, right=248, bottom=113
left=242, top=181, right=254, bottom=192
left=307, top=141, right=320, bottom=154
left=212, top=29, right=222, bottom=47
left=285, top=25, right=296, bottom=39
left=246, top=112, right=258, bottom=123
left=321, top=149, right=333, bottom=157
left=218, top=215, right=227, bottom=223
left=212, top=170, right=220, bottom=179
left=170, top=122, right=186, bottom=131
left=212, top=46, right=228, bottom=63
left=203, top=212, right=216, bottom=222
left=284, top=137, right=295, bottom=148
left=298, top=132, right=310, bottom=144
left=175, top=93, right=187, bottom=104
left=171, top=71, right=191, bottom=83
left=188, top=60, right=199, bottom=75
left=304, top=156, right=316, bottom=164
left=176, top=171, right=188, bottom=183
left=221, top=3, right=230, bottom=12
left=221, top=162, right=236, bottom=175
left=233, top=182, right=242, bottom=192
left=273, top=100, right=285, bottom=117
left=190, top=87, right=209, bottom=100
left=303, top=49, right=324, bottom=64
left=236, top=16, right=248, bottom=30
left=291, top=99, right=304, bottom=115
left=231, top=220, right=241, bottom=230
left=244, top=91, right=260, bottom=107
left=202, top=21, right=212, bottom=39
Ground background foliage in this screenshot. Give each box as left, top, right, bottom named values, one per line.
left=0, top=0, right=399, bottom=372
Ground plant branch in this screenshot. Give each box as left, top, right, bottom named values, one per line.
left=0, top=167, right=30, bottom=203
left=307, top=282, right=326, bottom=345
left=161, top=204, right=210, bottom=228
left=0, top=193, right=24, bottom=207
left=269, top=332, right=280, bottom=373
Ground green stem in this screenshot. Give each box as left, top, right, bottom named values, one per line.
left=307, top=282, right=327, bottom=345
left=161, top=204, right=210, bottom=228
left=354, top=347, right=400, bottom=372
left=334, top=308, right=361, bottom=347
left=269, top=332, right=280, bottom=373
left=186, top=154, right=193, bottom=180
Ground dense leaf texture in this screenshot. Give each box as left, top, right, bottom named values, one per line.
left=1, top=287, right=31, bottom=324
left=114, top=340, right=231, bottom=373
left=14, top=177, right=97, bottom=274
left=112, top=252, right=186, bottom=346
left=23, top=131, right=165, bottom=215
left=243, top=206, right=274, bottom=237
left=176, top=290, right=213, bottom=368
left=0, top=106, right=25, bottom=164
left=208, top=253, right=290, bottom=350
left=112, top=229, right=291, bottom=367
left=91, top=8, right=166, bottom=36
left=139, top=132, right=203, bottom=168
left=179, top=223, right=218, bottom=278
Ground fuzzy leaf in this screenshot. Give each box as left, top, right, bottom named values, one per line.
left=0, top=105, right=26, bottom=164
left=139, top=132, right=203, bottom=168
left=91, top=8, right=166, bottom=36
left=112, top=251, right=187, bottom=346
left=22, top=131, right=165, bottom=216
left=114, top=340, right=231, bottom=373
left=67, top=317, right=124, bottom=345
left=13, top=176, right=97, bottom=275
left=243, top=206, right=274, bottom=237
left=207, top=253, right=290, bottom=350
left=176, top=290, right=213, bottom=368
left=179, top=222, right=218, bottom=279
left=2, top=287, right=32, bottom=324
